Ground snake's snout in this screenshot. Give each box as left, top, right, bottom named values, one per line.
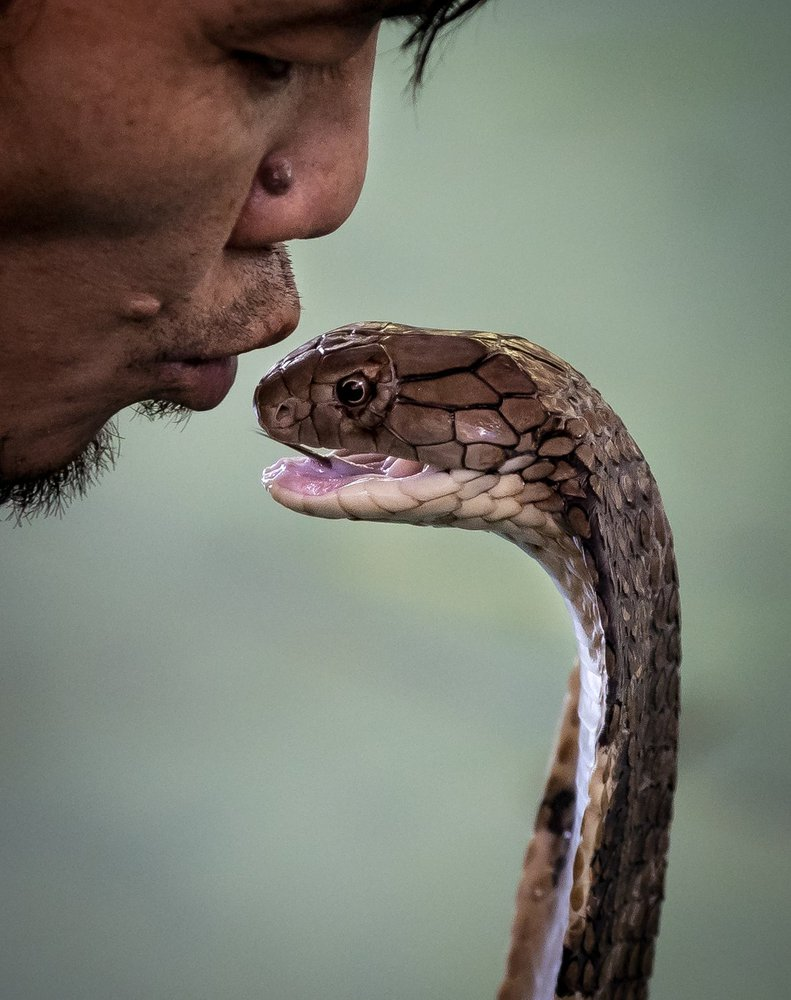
left=255, top=333, right=404, bottom=456
left=254, top=370, right=307, bottom=446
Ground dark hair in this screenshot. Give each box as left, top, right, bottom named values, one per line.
left=0, top=1, right=491, bottom=76
left=404, top=0, right=492, bottom=85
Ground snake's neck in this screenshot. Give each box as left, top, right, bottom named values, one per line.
left=562, top=464, right=679, bottom=1000
left=497, top=458, right=680, bottom=1000
left=494, top=531, right=606, bottom=1000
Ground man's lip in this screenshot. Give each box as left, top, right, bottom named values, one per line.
left=162, top=350, right=241, bottom=364
left=156, top=355, right=239, bottom=410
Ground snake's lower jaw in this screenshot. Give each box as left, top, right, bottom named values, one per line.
left=262, top=460, right=348, bottom=519
left=263, top=449, right=519, bottom=528
left=262, top=450, right=567, bottom=546
left=262, top=450, right=441, bottom=521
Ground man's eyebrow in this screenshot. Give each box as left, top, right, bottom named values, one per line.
left=282, top=2, right=431, bottom=26
left=224, top=1, right=428, bottom=38
left=376, top=1, right=432, bottom=19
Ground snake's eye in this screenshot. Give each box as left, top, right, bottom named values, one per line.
left=335, top=374, right=374, bottom=407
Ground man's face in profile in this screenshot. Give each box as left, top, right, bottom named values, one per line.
left=0, top=0, right=478, bottom=517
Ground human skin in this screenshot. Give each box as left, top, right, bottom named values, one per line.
left=0, top=0, right=466, bottom=510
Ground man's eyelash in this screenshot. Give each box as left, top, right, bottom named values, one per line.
left=230, top=51, right=346, bottom=87
left=230, top=50, right=294, bottom=83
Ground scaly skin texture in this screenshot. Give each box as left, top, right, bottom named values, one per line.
left=255, top=322, right=680, bottom=1000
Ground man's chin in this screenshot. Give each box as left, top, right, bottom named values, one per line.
left=0, top=399, right=192, bottom=522
left=0, top=422, right=120, bottom=522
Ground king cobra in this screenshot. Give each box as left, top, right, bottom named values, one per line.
left=254, top=322, right=680, bottom=1000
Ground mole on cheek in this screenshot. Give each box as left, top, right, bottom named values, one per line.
left=121, top=294, right=163, bottom=321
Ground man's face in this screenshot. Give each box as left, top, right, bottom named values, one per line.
left=0, top=0, right=400, bottom=513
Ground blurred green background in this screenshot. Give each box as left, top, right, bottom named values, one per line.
left=2, top=1, right=790, bottom=998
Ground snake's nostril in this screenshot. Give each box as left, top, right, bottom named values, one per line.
left=274, top=401, right=295, bottom=428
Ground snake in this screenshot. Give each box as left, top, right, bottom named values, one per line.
left=254, top=322, right=680, bottom=1000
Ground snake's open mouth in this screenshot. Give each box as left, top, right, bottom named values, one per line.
left=261, top=446, right=456, bottom=520
left=264, top=450, right=428, bottom=496
left=261, top=441, right=530, bottom=525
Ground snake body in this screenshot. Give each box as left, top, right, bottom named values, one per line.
left=255, top=322, right=680, bottom=1000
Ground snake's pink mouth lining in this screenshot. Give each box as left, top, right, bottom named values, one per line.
left=263, top=452, right=428, bottom=497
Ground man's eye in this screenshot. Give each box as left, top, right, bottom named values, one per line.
left=230, top=50, right=293, bottom=84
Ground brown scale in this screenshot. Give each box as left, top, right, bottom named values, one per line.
left=254, top=323, right=680, bottom=1000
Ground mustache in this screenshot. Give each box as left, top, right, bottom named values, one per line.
left=146, top=244, right=298, bottom=365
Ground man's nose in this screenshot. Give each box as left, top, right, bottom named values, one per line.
left=227, top=37, right=376, bottom=249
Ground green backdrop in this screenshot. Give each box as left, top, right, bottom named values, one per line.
left=2, top=2, right=789, bottom=998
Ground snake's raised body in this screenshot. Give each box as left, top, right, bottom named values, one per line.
left=255, top=323, right=680, bottom=1000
